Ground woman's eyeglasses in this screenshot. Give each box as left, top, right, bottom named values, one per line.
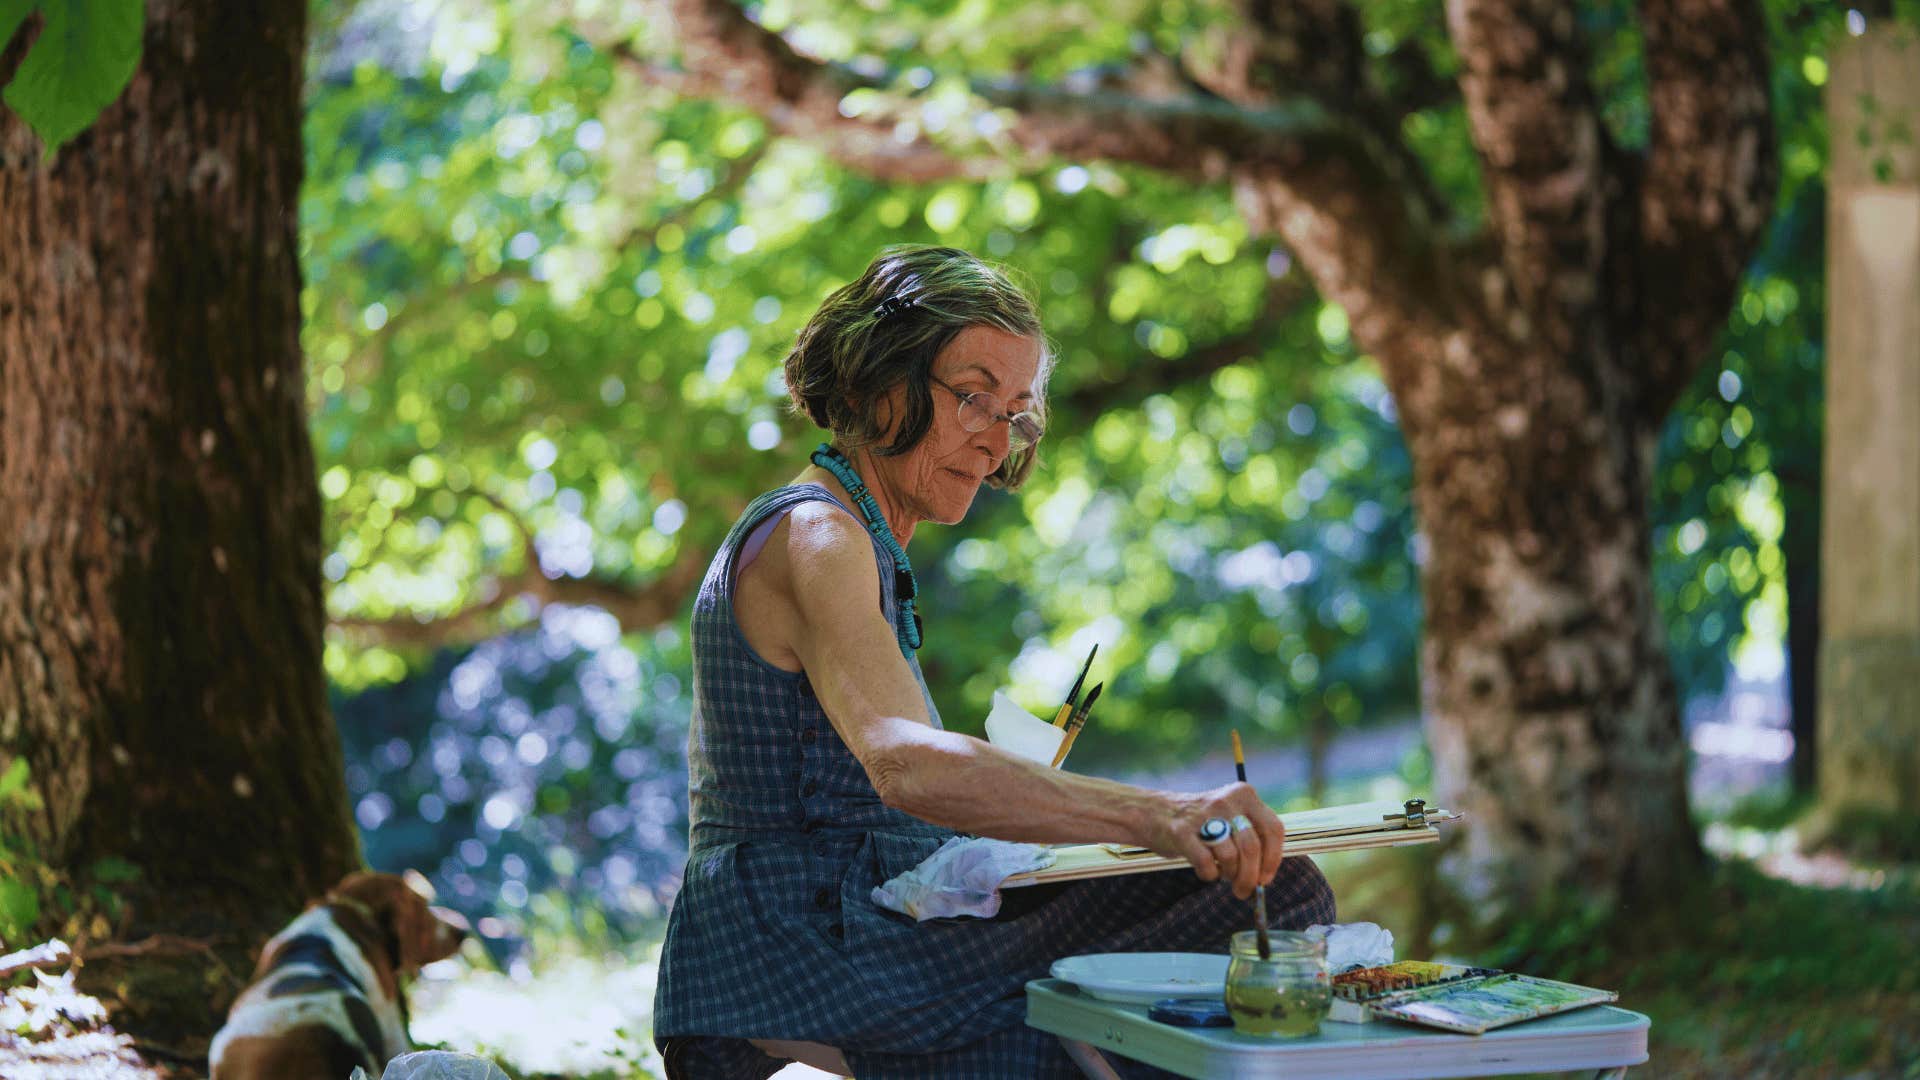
left=932, top=378, right=1044, bottom=453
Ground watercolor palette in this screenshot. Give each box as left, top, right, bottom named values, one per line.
left=1328, top=961, right=1497, bottom=1022
left=1330, top=966, right=1618, bottom=1034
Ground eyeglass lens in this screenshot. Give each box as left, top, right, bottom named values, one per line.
left=956, top=395, right=1041, bottom=450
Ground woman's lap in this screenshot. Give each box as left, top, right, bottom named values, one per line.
left=657, top=857, right=1334, bottom=1078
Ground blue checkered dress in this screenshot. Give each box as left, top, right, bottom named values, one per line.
left=652, top=485, right=1336, bottom=1079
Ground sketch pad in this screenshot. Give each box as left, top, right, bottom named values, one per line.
left=1003, top=798, right=1458, bottom=888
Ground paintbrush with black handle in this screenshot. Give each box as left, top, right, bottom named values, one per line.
left=1231, top=729, right=1271, bottom=959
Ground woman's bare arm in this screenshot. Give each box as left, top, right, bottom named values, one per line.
left=759, top=504, right=1283, bottom=899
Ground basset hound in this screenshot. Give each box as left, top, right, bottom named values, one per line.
left=210, top=869, right=468, bottom=1080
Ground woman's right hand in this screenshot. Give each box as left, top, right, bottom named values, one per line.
left=1148, top=784, right=1286, bottom=901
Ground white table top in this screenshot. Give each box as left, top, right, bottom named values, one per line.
left=1025, top=979, right=1650, bottom=1080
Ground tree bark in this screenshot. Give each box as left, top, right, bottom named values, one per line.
left=1391, top=320, right=1699, bottom=912
left=0, top=0, right=358, bottom=1046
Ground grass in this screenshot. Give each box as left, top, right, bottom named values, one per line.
left=1323, top=815, right=1920, bottom=1079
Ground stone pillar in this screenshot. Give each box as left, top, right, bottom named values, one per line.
left=1819, top=24, right=1920, bottom=818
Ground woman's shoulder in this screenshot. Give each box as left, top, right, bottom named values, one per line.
left=779, top=501, right=883, bottom=587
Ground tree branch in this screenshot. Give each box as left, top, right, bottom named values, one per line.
left=616, top=0, right=1404, bottom=186
left=1188, top=0, right=1366, bottom=106
left=617, top=0, right=1448, bottom=356
left=1632, top=0, right=1777, bottom=419
left=328, top=494, right=711, bottom=650
left=1445, top=0, right=1616, bottom=355
left=0, top=940, right=71, bottom=979
left=347, top=141, right=772, bottom=377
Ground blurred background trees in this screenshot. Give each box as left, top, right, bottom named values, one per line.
left=304, top=0, right=1854, bottom=930
left=8, top=0, right=1912, bottom=1071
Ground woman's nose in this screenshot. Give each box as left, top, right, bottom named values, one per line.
left=976, top=416, right=1012, bottom=460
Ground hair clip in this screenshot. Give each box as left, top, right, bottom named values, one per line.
left=875, top=295, right=918, bottom=321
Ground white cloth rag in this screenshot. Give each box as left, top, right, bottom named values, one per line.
left=871, top=836, right=1056, bottom=921
left=1304, top=921, right=1395, bottom=972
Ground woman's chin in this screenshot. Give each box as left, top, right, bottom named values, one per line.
left=933, top=489, right=978, bottom=525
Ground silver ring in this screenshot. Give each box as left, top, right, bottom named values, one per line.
left=1198, top=817, right=1231, bottom=844
left=1230, top=814, right=1254, bottom=833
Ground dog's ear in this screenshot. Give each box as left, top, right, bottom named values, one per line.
left=329, top=870, right=465, bottom=973
left=393, top=882, right=469, bottom=972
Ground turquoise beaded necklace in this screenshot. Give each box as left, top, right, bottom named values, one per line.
left=810, top=443, right=923, bottom=656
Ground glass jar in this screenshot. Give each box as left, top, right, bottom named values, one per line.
left=1224, top=930, right=1330, bottom=1037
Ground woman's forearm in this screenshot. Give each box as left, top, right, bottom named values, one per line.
left=869, top=724, right=1175, bottom=847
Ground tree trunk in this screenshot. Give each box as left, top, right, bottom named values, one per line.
left=0, top=0, right=358, bottom=1046
left=1390, top=323, right=1698, bottom=916
left=1305, top=707, right=1331, bottom=806
left=1817, top=25, right=1920, bottom=824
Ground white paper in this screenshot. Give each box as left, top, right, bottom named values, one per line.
left=983, top=690, right=1067, bottom=765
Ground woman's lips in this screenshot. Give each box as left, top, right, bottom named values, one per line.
left=944, top=467, right=976, bottom=482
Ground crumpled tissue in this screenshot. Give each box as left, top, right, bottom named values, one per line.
left=1303, top=921, right=1395, bottom=972
left=354, top=1051, right=516, bottom=1080
left=871, top=835, right=1056, bottom=921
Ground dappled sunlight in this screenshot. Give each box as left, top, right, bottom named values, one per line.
left=410, top=948, right=664, bottom=1077
left=1702, top=823, right=1891, bottom=893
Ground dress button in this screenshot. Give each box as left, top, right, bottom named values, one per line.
left=814, top=887, right=833, bottom=909
left=828, top=922, right=844, bottom=940
left=803, top=819, right=821, bottom=833
left=813, top=837, right=830, bottom=856
left=799, top=727, right=818, bottom=745
left=801, top=780, right=818, bottom=797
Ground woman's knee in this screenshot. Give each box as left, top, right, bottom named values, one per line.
left=659, top=1036, right=784, bottom=1080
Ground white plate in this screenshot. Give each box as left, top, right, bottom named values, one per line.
left=1048, top=952, right=1229, bottom=1004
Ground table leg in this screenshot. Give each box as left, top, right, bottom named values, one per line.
left=1590, top=1069, right=1630, bottom=1079
left=1059, top=1037, right=1128, bottom=1080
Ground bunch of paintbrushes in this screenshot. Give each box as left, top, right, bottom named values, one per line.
left=1231, top=729, right=1271, bottom=959
left=1048, top=644, right=1102, bottom=768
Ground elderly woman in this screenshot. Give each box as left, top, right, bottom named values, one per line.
left=652, top=245, right=1334, bottom=1078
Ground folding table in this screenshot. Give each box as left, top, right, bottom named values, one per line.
left=1026, top=978, right=1649, bottom=1079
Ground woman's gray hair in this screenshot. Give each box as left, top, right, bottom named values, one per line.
left=783, top=245, right=1052, bottom=490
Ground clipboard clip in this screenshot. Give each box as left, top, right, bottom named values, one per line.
left=1382, top=798, right=1428, bottom=828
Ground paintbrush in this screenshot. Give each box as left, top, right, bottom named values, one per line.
left=1232, top=729, right=1271, bottom=960
left=1051, top=643, right=1098, bottom=727
left=1049, top=682, right=1102, bottom=768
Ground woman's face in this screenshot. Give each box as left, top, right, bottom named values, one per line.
left=873, top=324, right=1043, bottom=527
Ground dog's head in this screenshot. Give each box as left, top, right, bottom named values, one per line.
left=327, top=869, right=469, bottom=977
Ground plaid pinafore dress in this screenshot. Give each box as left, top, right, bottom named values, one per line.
left=652, top=484, right=1336, bottom=1079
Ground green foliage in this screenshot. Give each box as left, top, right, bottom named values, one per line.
left=304, top=3, right=1434, bottom=765
left=0, top=0, right=144, bottom=155
left=1327, top=843, right=1920, bottom=1077
left=306, top=5, right=1920, bottom=956
left=0, top=758, right=140, bottom=951
left=0, top=756, right=45, bottom=945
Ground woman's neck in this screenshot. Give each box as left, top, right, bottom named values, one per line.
left=802, top=447, right=917, bottom=548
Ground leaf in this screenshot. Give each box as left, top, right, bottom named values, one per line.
left=1, top=0, right=143, bottom=155
left=0, top=876, right=40, bottom=938
left=0, top=757, right=27, bottom=802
